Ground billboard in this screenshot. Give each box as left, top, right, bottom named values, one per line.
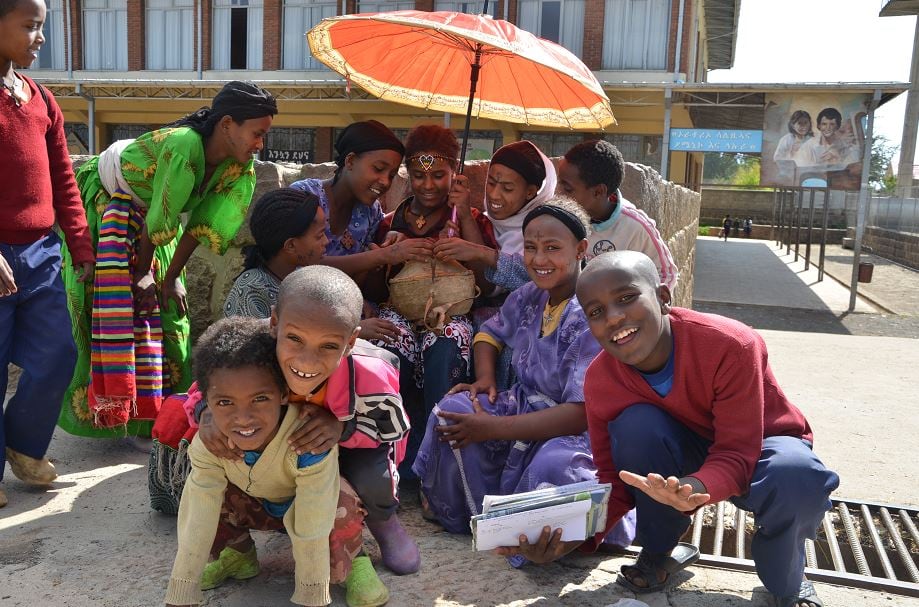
left=761, top=93, right=870, bottom=189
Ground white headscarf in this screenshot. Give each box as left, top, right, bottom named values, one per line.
left=486, top=142, right=558, bottom=255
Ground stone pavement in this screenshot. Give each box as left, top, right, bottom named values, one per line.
left=1, top=236, right=917, bottom=607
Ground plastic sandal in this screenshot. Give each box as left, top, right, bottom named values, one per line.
left=616, top=542, right=700, bottom=594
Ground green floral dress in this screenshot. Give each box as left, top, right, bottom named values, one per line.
left=59, top=127, right=256, bottom=437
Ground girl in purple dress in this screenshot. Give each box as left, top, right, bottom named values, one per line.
left=413, top=197, right=636, bottom=564
left=289, top=120, right=433, bottom=343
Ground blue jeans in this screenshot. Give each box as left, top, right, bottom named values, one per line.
left=1, top=232, right=77, bottom=481
left=610, top=404, right=839, bottom=598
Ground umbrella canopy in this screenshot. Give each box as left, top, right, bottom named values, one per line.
left=307, top=10, right=616, bottom=131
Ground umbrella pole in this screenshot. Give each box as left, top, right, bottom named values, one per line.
left=457, top=44, right=482, bottom=176
left=449, top=44, right=482, bottom=233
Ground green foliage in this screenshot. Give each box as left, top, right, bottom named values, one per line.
left=703, top=153, right=761, bottom=186
left=870, top=135, right=897, bottom=193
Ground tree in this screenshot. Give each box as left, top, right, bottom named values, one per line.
left=702, top=152, right=760, bottom=185
left=870, top=135, right=898, bottom=193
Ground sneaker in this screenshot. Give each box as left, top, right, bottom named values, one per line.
left=5, top=448, right=57, bottom=486
left=345, top=555, right=389, bottom=607
left=0, top=487, right=7, bottom=508
left=200, top=545, right=260, bottom=590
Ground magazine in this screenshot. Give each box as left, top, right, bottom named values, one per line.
left=470, top=481, right=611, bottom=551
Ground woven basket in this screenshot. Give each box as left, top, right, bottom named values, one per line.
left=388, top=258, right=478, bottom=331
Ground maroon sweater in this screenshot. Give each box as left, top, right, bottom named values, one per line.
left=0, top=75, right=93, bottom=263
left=583, top=308, right=812, bottom=549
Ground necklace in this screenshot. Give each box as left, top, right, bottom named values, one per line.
left=542, top=298, right=568, bottom=326
left=1, top=74, right=25, bottom=107
left=407, top=203, right=438, bottom=230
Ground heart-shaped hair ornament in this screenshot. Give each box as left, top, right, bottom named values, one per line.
left=418, top=154, right=435, bottom=171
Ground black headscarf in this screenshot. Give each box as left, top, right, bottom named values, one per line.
left=334, top=120, right=405, bottom=170
left=491, top=140, right=546, bottom=187
left=166, top=81, right=277, bottom=137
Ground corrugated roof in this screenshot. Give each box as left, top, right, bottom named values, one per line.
left=705, top=0, right=741, bottom=70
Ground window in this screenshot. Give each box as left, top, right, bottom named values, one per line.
left=213, top=0, right=263, bottom=70
left=282, top=0, right=337, bottom=70
left=110, top=124, right=151, bottom=145
left=262, top=128, right=315, bottom=162
left=602, top=0, right=669, bottom=70
left=603, top=134, right=662, bottom=171
left=147, top=0, right=194, bottom=70
left=517, top=0, right=584, bottom=57
left=433, top=0, right=496, bottom=15
left=83, top=0, right=128, bottom=70
left=36, top=0, right=65, bottom=69
left=355, top=0, right=414, bottom=12
left=520, top=132, right=583, bottom=158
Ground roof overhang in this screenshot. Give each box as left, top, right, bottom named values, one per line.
left=704, top=0, right=742, bottom=70
left=879, top=0, right=919, bottom=17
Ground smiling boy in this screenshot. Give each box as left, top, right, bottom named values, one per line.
left=574, top=251, right=839, bottom=607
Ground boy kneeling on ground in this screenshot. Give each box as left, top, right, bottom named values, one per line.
left=499, top=251, right=838, bottom=607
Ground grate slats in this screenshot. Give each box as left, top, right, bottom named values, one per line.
left=660, top=498, right=919, bottom=598
left=881, top=508, right=919, bottom=583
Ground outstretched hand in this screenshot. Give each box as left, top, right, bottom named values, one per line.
left=619, top=470, right=710, bottom=513
left=494, top=526, right=583, bottom=564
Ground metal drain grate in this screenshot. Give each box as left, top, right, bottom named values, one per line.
left=622, top=498, right=919, bottom=597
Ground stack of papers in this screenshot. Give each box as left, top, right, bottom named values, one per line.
left=470, top=480, right=611, bottom=551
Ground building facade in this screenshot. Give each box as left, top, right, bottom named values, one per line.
left=29, top=0, right=742, bottom=188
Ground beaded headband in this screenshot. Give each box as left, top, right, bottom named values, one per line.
left=407, top=153, right=456, bottom=172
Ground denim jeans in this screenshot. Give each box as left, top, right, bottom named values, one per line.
left=1, top=232, right=77, bottom=480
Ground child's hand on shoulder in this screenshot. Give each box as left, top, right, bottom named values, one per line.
left=198, top=408, right=244, bottom=460
left=291, top=404, right=344, bottom=454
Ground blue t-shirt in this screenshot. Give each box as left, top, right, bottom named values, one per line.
left=637, top=345, right=675, bottom=397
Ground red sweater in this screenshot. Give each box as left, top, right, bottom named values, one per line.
left=0, top=76, right=93, bottom=263
left=583, top=307, right=811, bottom=549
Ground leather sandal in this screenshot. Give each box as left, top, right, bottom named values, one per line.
left=616, top=542, right=700, bottom=593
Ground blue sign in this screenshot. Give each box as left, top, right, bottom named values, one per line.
left=669, top=129, right=763, bottom=153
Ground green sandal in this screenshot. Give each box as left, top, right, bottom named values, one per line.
left=200, top=545, right=260, bottom=590
left=345, top=555, right=389, bottom=607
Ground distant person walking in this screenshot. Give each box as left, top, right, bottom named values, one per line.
left=721, top=215, right=732, bottom=241
left=744, top=218, right=753, bottom=238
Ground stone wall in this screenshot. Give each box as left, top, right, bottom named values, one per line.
left=700, top=187, right=850, bottom=229
left=846, top=227, right=919, bottom=271
left=71, top=156, right=700, bottom=342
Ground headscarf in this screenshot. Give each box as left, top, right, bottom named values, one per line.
left=522, top=205, right=588, bottom=241
left=334, top=120, right=405, bottom=171
left=486, top=140, right=557, bottom=254
left=166, top=81, right=277, bottom=136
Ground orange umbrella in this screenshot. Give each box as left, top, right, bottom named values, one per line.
left=307, top=9, right=616, bottom=141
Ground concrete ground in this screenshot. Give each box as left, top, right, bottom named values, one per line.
left=1, top=237, right=917, bottom=607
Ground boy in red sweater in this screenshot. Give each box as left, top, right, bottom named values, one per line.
left=499, top=251, right=838, bottom=607
left=0, top=0, right=94, bottom=508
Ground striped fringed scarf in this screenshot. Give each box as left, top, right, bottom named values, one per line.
left=89, top=191, right=166, bottom=427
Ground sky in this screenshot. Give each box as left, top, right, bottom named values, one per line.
left=708, top=0, right=917, bottom=167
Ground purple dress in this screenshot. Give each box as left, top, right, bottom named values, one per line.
left=290, top=178, right=383, bottom=256
left=413, top=282, right=636, bottom=550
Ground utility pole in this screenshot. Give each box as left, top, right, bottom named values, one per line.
left=898, top=17, right=919, bottom=193
left=880, top=2, right=919, bottom=193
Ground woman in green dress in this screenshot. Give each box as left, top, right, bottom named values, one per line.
left=60, top=81, right=277, bottom=437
